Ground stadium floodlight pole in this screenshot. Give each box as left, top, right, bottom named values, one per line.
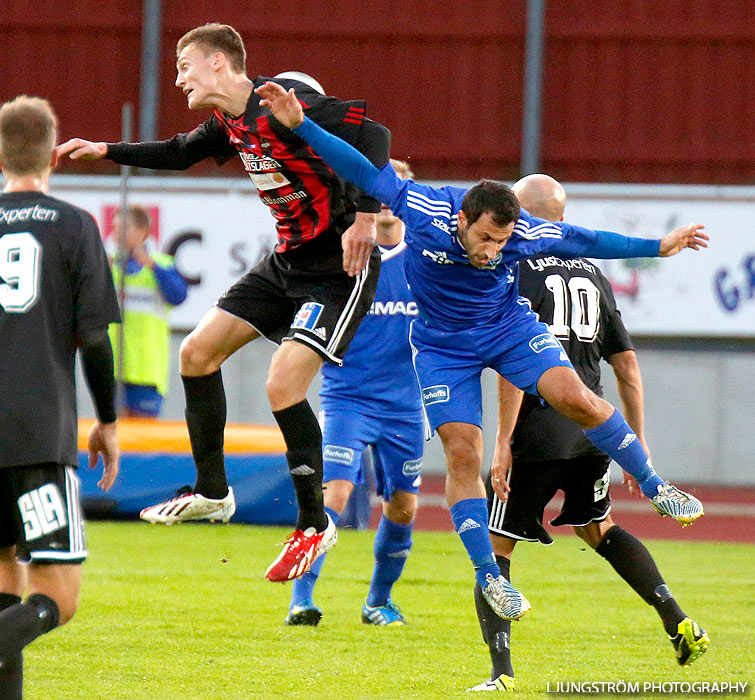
left=139, top=0, right=162, bottom=141
left=115, top=102, right=133, bottom=417
left=520, top=0, right=546, bottom=176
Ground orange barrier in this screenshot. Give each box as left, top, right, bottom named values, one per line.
left=77, top=418, right=286, bottom=454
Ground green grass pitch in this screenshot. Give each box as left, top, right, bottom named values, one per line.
left=25, top=522, right=754, bottom=699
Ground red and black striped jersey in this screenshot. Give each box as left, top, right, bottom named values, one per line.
left=106, top=76, right=390, bottom=254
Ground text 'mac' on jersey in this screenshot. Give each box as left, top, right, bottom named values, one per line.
left=196, top=77, right=387, bottom=255
left=0, top=192, right=120, bottom=468
left=320, top=241, right=422, bottom=416
left=513, top=255, right=634, bottom=461
left=368, top=164, right=606, bottom=332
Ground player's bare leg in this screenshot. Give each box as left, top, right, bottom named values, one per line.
left=140, top=308, right=259, bottom=525
left=265, top=340, right=337, bottom=582
left=538, top=366, right=703, bottom=524
left=438, top=423, right=529, bottom=621
left=0, top=556, right=78, bottom=698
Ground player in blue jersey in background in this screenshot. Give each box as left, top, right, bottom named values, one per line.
left=286, top=160, right=423, bottom=627
left=256, top=81, right=709, bottom=623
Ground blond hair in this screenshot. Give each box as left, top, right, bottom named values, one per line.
left=0, top=96, right=57, bottom=176
left=390, top=158, right=414, bottom=180
left=176, top=23, right=246, bottom=73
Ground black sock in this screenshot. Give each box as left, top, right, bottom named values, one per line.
left=182, top=371, right=229, bottom=499
left=272, top=400, right=327, bottom=532
left=473, top=555, right=514, bottom=679
left=0, top=594, right=23, bottom=700
left=596, top=525, right=685, bottom=636
left=0, top=593, right=59, bottom=661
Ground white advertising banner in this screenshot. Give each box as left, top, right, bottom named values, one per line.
left=50, top=177, right=755, bottom=336
left=50, top=175, right=278, bottom=330
left=562, top=185, right=755, bottom=336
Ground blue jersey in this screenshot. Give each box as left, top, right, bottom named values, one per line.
left=320, top=241, right=421, bottom=415
left=371, top=173, right=612, bottom=331
left=291, top=117, right=660, bottom=332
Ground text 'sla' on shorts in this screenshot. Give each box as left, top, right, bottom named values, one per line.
left=0, top=464, right=87, bottom=563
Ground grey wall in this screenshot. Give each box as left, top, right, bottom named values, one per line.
left=76, top=334, right=755, bottom=486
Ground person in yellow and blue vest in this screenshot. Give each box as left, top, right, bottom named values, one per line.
left=110, top=205, right=187, bottom=417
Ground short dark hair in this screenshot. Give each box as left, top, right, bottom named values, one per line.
left=461, top=180, right=520, bottom=227
left=176, top=23, right=246, bottom=74
left=0, top=96, right=57, bottom=176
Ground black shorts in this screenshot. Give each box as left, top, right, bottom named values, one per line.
left=486, top=453, right=611, bottom=545
left=217, top=246, right=381, bottom=365
left=0, top=464, right=86, bottom=564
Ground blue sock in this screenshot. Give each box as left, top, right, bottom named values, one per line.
left=584, top=410, right=664, bottom=499
left=366, top=515, right=414, bottom=607
left=290, top=507, right=340, bottom=608
left=450, top=498, right=500, bottom=588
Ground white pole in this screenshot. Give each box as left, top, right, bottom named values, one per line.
left=115, top=103, right=132, bottom=416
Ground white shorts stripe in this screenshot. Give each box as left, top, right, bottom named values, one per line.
left=65, top=467, right=86, bottom=556
left=287, top=333, right=343, bottom=365
left=488, top=491, right=507, bottom=533
left=328, top=256, right=370, bottom=354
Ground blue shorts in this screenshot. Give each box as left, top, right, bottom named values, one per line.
left=319, top=404, right=424, bottom=499
left=409, top=311, right=573, bottom=432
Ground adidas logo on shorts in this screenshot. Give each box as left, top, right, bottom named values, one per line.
left=617, top=433, right=637, bottom=450
left=457, top=518, right=481, bottom=534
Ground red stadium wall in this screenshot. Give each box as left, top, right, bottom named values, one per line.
left=2, top=1, right=754, bottom=183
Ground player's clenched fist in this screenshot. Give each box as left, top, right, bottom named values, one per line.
left=56, top=138, right=108, bottom=160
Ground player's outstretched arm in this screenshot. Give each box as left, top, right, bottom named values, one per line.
left=256, top=82, right=393, bottom=201
left=658, top=224, right=708, bottom=257
left=56, top=138, right=108, bottom=161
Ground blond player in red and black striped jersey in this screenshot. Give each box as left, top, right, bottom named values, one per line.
left=57, top=23, right=390, bottom=582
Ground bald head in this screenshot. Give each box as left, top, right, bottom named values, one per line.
left=512, top=173, right=566, bottom=222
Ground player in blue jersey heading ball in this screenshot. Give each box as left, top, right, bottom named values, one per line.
left=256, top=81, right=708, bottom=622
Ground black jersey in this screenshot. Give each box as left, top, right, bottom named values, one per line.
left=106, top=77, right=390, bottom=255
left=0, top=191, right=120, bottom=468
left=512, top=255, right=633, bottom=462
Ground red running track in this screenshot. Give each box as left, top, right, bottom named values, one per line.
left=370, top=477, right=755, bottom=544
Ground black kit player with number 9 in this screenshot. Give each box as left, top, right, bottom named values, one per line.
left=0, top=95, right=121, bottom=700
left=56, top=23, right=390, bottom=582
